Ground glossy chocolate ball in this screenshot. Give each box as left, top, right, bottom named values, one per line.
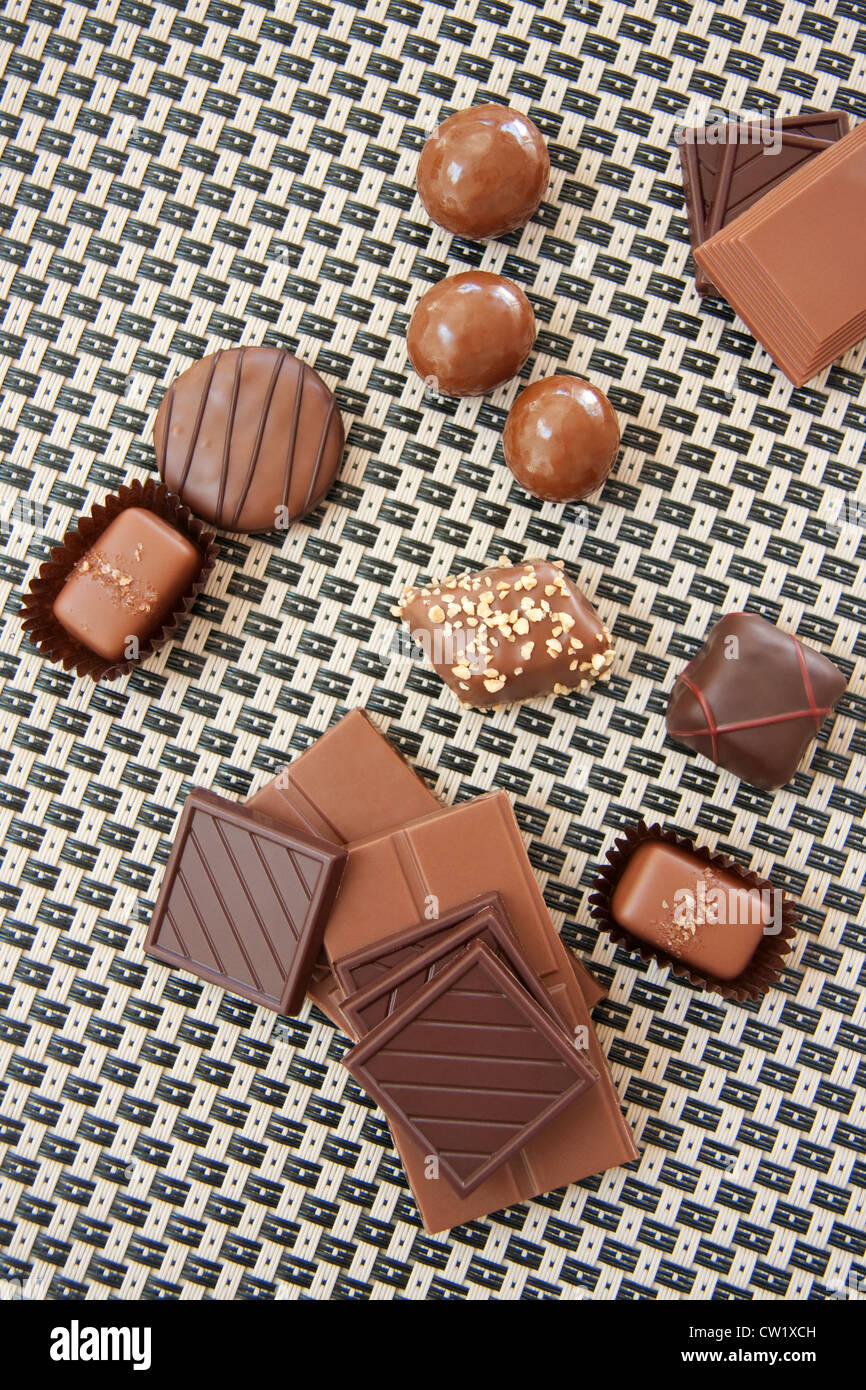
left=503, top=376, right=620, bottom=501
left=407, top=271, right=537, bottom=397
left=417, top=104, right=550, bottom=239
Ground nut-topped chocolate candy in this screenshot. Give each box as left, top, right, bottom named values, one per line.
left=503, top=375, right=620, bottom=502
left=407, top=271, right=536, bottom=397
left=153, top=345, right=344, bottom=532
left=417, top=103, right=550, bottom=239
left=397, top=556, right=614, bottom=708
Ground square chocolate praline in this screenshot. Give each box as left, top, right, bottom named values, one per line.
left=52, top=506, right=202, bottom=661
left=610, top=840, right=770, bottom=980
left=666, top=613, right=846, bottom=789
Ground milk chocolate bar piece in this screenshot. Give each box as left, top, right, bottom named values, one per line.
left=398, top=557, right=615, bottom=708
left=145, top=789, right=346, bottom=1015
left=247, top=707, right=436, bottom=841
left=323, top=792, right=637, bottom=1233
left=340, top=897, right=566, bottom=1035
left=345, top=941, right=598, bottom=1197
left=679, top=112, right=849, bottom=295
left=694, top=122, right=866, bottom=385
left=666, top=613, right=847, bottom=789
left=247, top=708, right=606, bottom=1013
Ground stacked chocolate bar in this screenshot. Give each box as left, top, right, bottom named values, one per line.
left=680, top=113, right=866, bottom=385
left=145, top=709, right=637, bottom=1233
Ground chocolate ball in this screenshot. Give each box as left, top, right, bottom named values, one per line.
left=407, top=271, right=536, bottom=397
left=503, top=376, right=620, bottom=501
left=417, top=104, right=550, bottom=240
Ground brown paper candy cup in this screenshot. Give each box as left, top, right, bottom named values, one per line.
left=19, top=477, right=219, bottom=682
left=588, top=820, right=797, bottom=1001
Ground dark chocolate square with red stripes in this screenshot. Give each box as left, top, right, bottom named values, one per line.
left=665, top=613, right=847, bottom=790
left=145, top=789, right=346, bottom=1015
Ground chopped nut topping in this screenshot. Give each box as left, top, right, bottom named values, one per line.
left=591, top=652, right=606, bottom=670
left=546, top=638, right=562, bottom=655
left=520, top=642, right=534, bottom=660
left=557, top=613, right=575, bottom=631
left=552, top=682, right=569, bottom=695
left=428, top=604, right=445, bottom=623
left=483, top=677, right=506, bottom=693
left=513, top=617, right=530, bottom=635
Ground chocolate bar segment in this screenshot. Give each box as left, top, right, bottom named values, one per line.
left=247, top=709, right=607, bottom=1014
left=694, top=122, right=866, bottom=385
left=679, top=111, right=849, bottom=295
left=322, top=792, right=637, bottom=1232
left=399, top=557, right=614, bottom=708
left=333, top=892, right=505, bottom=996
left=345, top=941, right=598, bottom=1197
left=666, top=613, right=847, bottom=789
left=247, top=708, right=436, bottom=843
left=145, top=789, right=346, bottom=1015
left=340, top=897, right=564, bottom=1035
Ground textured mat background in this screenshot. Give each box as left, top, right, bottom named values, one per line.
left=0, top=0, right=864, bottom=1302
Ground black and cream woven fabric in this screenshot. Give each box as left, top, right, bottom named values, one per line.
left=0, top=0, right=864, bottom=1302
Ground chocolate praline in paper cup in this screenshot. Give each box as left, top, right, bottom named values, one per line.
left=20, top=477, right=218, bottom=682
left=588, top=820, right=797, bottom=1001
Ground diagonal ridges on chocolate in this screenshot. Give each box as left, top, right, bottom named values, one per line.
left=145, top=787, right=346, bottom=1015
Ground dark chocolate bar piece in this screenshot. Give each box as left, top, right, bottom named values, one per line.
left=340, top=898, right=564, bottom=1035
left=679, top=111, right=850, bottom=295
left=345, top=940, right=598, bottom=1197
left=145, top=788, right=346, bottom=1015
left=666, top=613, right=847, bottom=789
left=333, top=892, right=506, bottom=996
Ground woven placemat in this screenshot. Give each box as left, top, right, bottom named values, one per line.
left=0, top=0, right=863, bottom=1302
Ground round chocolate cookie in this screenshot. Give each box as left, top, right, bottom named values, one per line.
left=153, top=346, right=344, bottom=533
